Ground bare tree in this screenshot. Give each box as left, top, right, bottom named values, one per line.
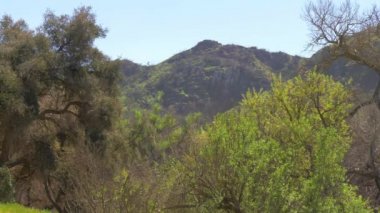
left=304, top=0, right=380, bottom=114
left=304, top=1, right=380, bottom=208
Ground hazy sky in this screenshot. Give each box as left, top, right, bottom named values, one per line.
left=0, top=0, right=378, bottom=64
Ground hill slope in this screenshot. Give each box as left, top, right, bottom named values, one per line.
left=308, top=48, right=379, bottom=93
left=122, top=40, right=380, bottom=118
left=123, top=40, right=304, bottom=117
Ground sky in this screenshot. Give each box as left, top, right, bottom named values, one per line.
left=0, top=0, right=378, bottom=64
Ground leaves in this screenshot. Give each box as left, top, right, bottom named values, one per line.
left=177, top=71, right=370, bottom=212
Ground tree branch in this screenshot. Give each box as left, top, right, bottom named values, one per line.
left=44, top=175, right=65, bottom=213
left=348, top=79, right=380, bottom=117
left=4, top=157, right=27, bottom=168
left=39, top=101, right=89, bottom=119
left=348, top=99, right=375, bottom=117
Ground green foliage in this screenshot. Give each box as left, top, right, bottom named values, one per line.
left=1, top=5, right=376, bottom=213
left=0, top=68, right=24, bottom=118
left=111, top=168, right=160, bottom=213
left=122, top=91, right=202, bottom=163
left=122, top=41, right=304, bottom=119
left=0, top=167, right=14, bottom=203
left=0, top=8, right=122, bottom=211
left=0, top=7, right=121, bottom=157
left=178, top=71, right=370, bottom=212
left=106, top=92, right=203, bottom=212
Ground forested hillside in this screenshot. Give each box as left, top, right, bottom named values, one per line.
left=122, top=40, right=304, bottom=118
left=122, top=40, right=379, bottom=119
left=1, top=0, right=380, bottom=212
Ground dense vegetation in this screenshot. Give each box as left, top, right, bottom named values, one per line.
left=165, top=71, right=370, bottom=212
left=123, top=40, right=304, bottom=119
left=1, top=0, right=380, bottom=212
left=0, top=7, right=121, bottom=212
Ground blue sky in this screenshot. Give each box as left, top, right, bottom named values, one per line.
left=0, top=0, right=378, bottom=64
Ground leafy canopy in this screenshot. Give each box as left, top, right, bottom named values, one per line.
left=178, top=71, right=369, bottom=212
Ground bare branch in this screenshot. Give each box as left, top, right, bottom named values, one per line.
left=305, top=0, right=380, bottom=118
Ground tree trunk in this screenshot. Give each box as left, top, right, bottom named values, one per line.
left=0, top=124, right=25, bottom=166
left=374, top=79, right=380, bottom=110
left=0, top=130, right=11, bottom=166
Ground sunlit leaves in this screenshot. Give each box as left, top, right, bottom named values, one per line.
left=180, top=71, right=369, bottom=212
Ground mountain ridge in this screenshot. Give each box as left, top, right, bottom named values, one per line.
left=122, top=39, right=378, bottom=118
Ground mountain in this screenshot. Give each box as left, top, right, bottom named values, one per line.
left=121, top=40, right=380, bottom=205
left=122, top=40, right=305, bottom=118
left=122, top=40, right=380, bottom=119
left=308, top=47, right=379, bottom=94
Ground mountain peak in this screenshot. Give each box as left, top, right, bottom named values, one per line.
left=192, top=40, right=221, bottom=52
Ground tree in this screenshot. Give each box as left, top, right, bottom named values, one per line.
left=174, top=71, right=370, bottom=212
left=0, top=7, right=121, bottom=211
left=304, top=0, right=380, bottom=114
left=304, top=0, right=380, bottom=204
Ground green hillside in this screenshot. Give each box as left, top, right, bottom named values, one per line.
left=1, top=0, right=380, bottom=211
left=123, top=40, right=304, bottom=118
left=122, top=39, right=379, bottom=119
